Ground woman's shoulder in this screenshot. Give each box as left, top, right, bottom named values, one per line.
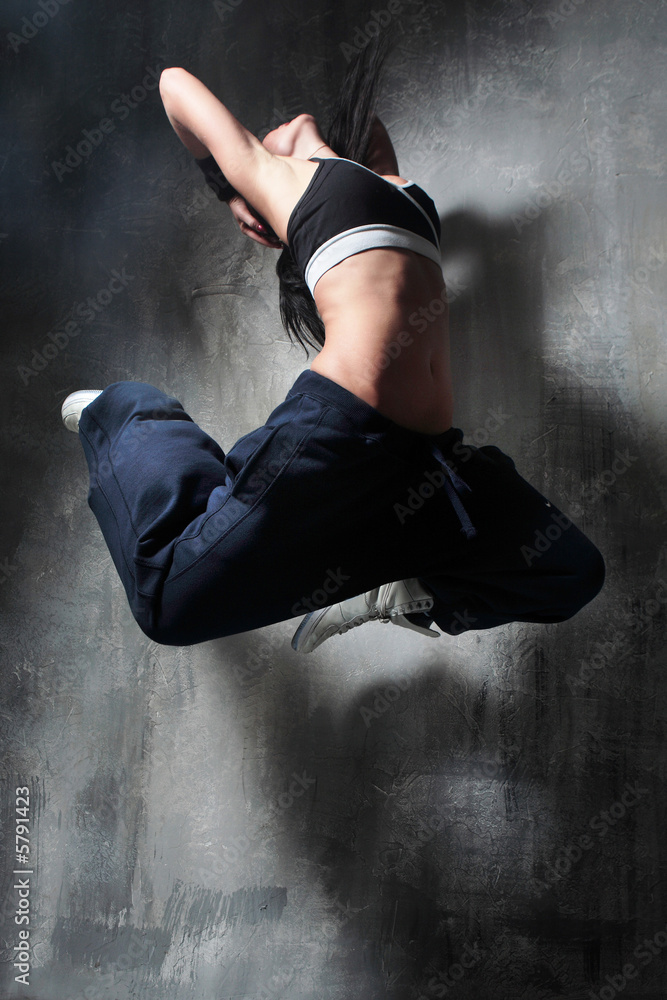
left=381, top=173, right=409, bottom=184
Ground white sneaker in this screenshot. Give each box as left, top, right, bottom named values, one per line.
left=291, top=578, right=439, bottom=654
left=61, top=390, right=103, bottom=432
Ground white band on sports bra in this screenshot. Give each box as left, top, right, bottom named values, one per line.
left=305, top=224, right=442, bottom=295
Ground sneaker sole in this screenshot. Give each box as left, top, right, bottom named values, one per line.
left=291, top=608, right=334, bottom=653
left=61, top=390, right=102, bottom=432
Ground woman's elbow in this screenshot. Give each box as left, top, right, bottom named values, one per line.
left=159, top=66, right=196, bottom=102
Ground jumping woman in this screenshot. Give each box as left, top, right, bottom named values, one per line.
left=61, top=42, right=605, bottom=651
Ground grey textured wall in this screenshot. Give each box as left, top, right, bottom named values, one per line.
left=1, top=0, right=666, bottom=997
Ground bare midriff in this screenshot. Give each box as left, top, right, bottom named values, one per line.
left=310, top=247, right=453, bottom=435
left=270, top=156, right=453, bottom=435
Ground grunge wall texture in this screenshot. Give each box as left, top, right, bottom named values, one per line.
left=1, top=0, right=665, bottom=997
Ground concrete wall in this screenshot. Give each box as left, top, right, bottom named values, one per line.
left=1, top=0, right=666, bottom=997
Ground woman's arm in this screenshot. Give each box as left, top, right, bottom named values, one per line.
left=159, top=67, right=297, bottom=240
left=161, top=94, right=211, bottom=159
left=159, top=68, right=273, bottom=193
left=163, top=79, right=281, bottom=247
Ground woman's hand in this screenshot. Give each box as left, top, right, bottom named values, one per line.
left=226, top=122, right=303, bottom=250
left=160, top=69, right=286, bottom=250
left=227, top=195, right=284, bottom=249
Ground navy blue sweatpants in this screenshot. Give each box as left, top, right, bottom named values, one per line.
left=77, top=370, right=605, bottom=646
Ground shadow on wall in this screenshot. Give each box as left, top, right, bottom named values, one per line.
left=194, top=205, right=608, bottom=998
left=438, top=205, right=548, bottom=447
left=197, top=197, right=654, bottom=997
left=210, top=616, right=611, bottom=999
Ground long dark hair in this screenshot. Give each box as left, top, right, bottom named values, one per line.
left=277, top=34, right=393, bottom=354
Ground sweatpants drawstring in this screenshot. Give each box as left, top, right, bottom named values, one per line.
left=432, top=445, right=477, bottom=540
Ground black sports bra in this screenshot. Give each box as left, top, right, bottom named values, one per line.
left=286, top=157, right=442, bottom=294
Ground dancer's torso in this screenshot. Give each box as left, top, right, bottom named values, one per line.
left=271, top=156, right=453, bottom=435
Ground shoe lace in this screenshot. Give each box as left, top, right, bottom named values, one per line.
left=378, top=598, right=434, bottom=621
left=339, top=610, right=382, bottom=634
left=337, top=597, right=434, bottom=635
